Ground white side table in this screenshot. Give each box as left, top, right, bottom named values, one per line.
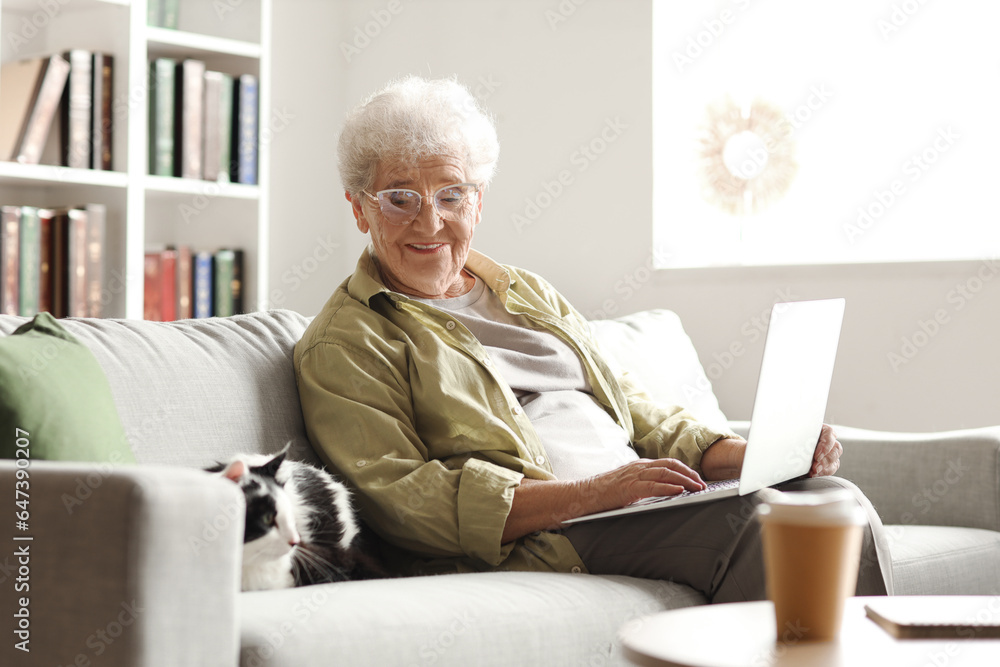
left=620, top=597, right=1000, bottom=667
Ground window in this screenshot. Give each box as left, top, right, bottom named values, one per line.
left=652, top=0, right=1000, bottom=268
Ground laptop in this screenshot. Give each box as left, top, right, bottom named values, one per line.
left=563, top=298, right=846, bottom=524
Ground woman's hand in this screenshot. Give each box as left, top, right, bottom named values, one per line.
left=583, top=458, right=707, bottom=511
left=809, top=424, right=842, bottom=477
left=502, top=458, right=705, bottom=543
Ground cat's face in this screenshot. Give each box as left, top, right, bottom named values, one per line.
left=218, top=455, right=301, bottom=560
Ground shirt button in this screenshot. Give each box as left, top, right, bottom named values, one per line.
left=355, top=460, right=367, bottom=468
left=445, top=320, right=456, bottom=330
left=483, top=357, right=493, bottom=367
left=512, top=405, right=523, bottom=416
left=571, top=566, right=583, bottom=574
left=534, top=455, right=545, bottom=465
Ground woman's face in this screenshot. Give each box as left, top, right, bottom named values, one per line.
left=349, top=155, right=482, bottom=299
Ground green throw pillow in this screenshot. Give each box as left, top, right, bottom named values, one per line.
left=0, top=313, right=135, bottom=463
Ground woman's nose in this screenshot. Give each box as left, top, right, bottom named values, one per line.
left=410, top=197, right=445, bottom=232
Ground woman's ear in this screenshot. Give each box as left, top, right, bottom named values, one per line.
left=346, top=191, right=370, bottom=234
left=473, top=188, right=484, bottom=227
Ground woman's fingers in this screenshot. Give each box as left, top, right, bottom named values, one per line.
left=810, top=424, right=843, bottom=477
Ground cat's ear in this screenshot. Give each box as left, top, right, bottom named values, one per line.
left=256, top=450, right=286, bottom=478
left=220, top=459, right=247, bottom=483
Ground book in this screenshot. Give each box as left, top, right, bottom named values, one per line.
left=231, top=74, right=258, bottom=185
left=0, top=55, right=71, bottom=164
left=193, top=250, right=213, bottom=318
left=60, top=49, right=92, bottom=169
left=84, top=203, right=106, bottom=318
left=865, top=597, right=1000, bottom=640
left=18, top=207, right=41, bottom=316
left=91, top=53, right=114, bottom=171
left=144, top=247, right=178, bottom=321
left=218, top=73, right=233, bottom=183
left=38, top=209, right=55, bottom=314
left=52, top=208, right=89, bottom=318
left=160, top=248, right=177, bottom=321
left=213, top=249, right=236, bottom=317
left=231, top=248, right=244, bottom=314
left=148, top=58, right=176, bottom=176
left=175, top=244, right=192, bottom=320
left=143, top=250, right=162, bottom=320
left=147, top=0, right=178, bottom=28
left=174, top=59, right=205, bottom=179
left=202, top=71, right=223, bottom=181
left=0, top=207, right=20, bottom=315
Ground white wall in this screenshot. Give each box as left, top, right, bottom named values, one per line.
left=270, top=0, right=1000, bottom=433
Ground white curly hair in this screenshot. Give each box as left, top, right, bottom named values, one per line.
left=337, top=76, right=500, bottom=196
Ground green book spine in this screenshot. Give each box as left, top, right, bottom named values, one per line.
left=18, top=206, right=41, bottom=316
left=218, top=73, right=233, bottom=183
left=147, top=0, right=163, bottom=27
left=162, top=0, right=179, bottom=29
left=148, top=58, right=175, bottom=176
left=213, top=249, right=235, bottom=317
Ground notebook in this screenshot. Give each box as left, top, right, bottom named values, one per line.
left=563, top=298, right=846, bottom=524
left=865, top=597, right=1000, bottom=639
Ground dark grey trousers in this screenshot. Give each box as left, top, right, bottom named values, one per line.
left=563, top=476, right=893, bottom=603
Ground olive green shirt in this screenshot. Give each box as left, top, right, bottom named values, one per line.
left=293, top=247, right=737, bottom=575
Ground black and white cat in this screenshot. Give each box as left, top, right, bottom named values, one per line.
left=207, top=448, right=386, bottom=591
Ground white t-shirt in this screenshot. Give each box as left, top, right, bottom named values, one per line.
left=411, top=276, right=639, bottom=480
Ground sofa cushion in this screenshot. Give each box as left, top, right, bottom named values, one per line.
left=239, top=572, right=706, bottom=666
left=0, top=313, right=134, bottom=463
left=590, top=309, right=729, bottom=430
left=0, top=310, right=315, bottom=468
left=889, top=525, right=1000, bottom=595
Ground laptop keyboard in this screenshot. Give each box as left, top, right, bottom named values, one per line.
left=629, top=477, right=741, bottom=508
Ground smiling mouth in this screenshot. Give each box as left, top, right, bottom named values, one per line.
left=407, top=243, right=446, bottom=253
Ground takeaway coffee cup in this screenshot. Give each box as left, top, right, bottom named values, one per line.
left=757, top=488, right=866, bottom=642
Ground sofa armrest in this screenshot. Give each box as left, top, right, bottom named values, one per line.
left=1, top=460, right=243, bottom=666
left=833, top=425, right=1000, bottom=533
left=728, top=421, right=1000, bottom=532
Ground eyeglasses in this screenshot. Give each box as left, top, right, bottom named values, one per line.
left=361, top=183, right=481, bottom=226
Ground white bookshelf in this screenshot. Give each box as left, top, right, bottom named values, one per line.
left=0, top=0, right=271, bottom=319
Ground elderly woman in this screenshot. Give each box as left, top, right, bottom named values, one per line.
left=294, top=76, right=892, bottom=600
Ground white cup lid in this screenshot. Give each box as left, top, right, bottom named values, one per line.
left=757, top=488, right=866, bottom=526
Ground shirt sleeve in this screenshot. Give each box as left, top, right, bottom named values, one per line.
left=295, top=338, right=523, bottom=567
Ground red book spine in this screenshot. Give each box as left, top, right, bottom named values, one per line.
left=143, top=251, right=162, bottom=321
left=160, top=249, right=177, bottom=321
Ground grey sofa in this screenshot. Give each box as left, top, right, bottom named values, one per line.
left=1, top=309, right=998, bottom=667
